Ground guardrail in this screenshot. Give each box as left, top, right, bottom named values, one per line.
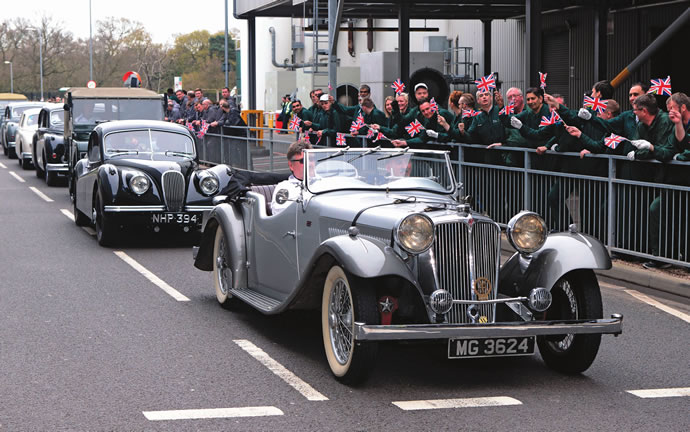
left=193, top=125, right=690, bottom=268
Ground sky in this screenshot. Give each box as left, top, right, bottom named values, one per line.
left=14, top=0, right=244, bottom=45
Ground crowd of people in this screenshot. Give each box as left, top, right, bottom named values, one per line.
left=164, top=86, right=246, bottom=135
left=284, top=78, right=689, bottom=269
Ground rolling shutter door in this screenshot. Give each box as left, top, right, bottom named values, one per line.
left=541, top=31, right=569, bottom=103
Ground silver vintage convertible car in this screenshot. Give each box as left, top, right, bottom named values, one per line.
left=193, top=147, right=623, bottom=383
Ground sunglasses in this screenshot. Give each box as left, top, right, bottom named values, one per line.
left=290, top=158, right=304, bottom=163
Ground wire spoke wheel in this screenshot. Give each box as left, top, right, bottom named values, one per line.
left=213, top=226, right=235, bottom=309
left=537, top=270, right=603, bottom=374
left=322, top=265, right=378, bottom=384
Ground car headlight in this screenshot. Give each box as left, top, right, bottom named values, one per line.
left=395, top=214, right=434, bottom=254
left=507, top=211, right=547, bottom=254
left=197, top=171, right=219, bottom=196
left=129, top=174, right=150, bottom=195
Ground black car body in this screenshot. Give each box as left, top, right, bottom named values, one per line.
left=72, top=120, right=233, bottom=246
left=64, top=87, right=166, bottom=199
left=2, top=102, right=46, bottom=158
left=33, top=104, right=66, bottom=185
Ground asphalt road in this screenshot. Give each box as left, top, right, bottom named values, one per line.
left=1, top=153, right=688, bottom=431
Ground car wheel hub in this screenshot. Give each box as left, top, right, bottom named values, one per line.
left=328, top=278, right=353, bottom=365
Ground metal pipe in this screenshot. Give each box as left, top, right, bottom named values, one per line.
left=268, top=27, right=327, bottom=69
left=224, top=0, right=229, bottom=88
left=89, top=0, right=93, bottom=81
left=610, top=7, right=690, bottom=88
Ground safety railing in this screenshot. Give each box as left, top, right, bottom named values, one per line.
left=193, top=125, right=690, bottom=268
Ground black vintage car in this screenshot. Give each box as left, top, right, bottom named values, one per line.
left=33, top=104, right=66, bottom=185
left=72, top=120, right=233, bottom=246
left=1, top=102, right=46, bottom=158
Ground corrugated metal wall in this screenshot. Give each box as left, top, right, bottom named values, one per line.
left=491, top=19, right=526, bottom=92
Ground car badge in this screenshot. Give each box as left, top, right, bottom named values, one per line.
left=473, top=277, right=492, bottom=301
left=467, top=215, right=474, bottom=226
left=478, top=315, right=488, bottom=324
left=378, top=296, right=398, bottom=325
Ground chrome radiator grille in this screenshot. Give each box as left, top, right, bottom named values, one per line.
left=161, top=170, right=185, bottom=212
left=432, top=220, right=501, bottom=323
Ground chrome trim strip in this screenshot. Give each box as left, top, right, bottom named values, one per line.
left=185, top=206, right=215, bottom=211
left=353, top=314, right=623, bottom=341
left=46, top=163, right=69, bottom=172
left=7, top=141, right=15, bottom=148
left=20, top=152, right=32, bottom=160
left=450, top=296, right=527, bottom=305
left=104, top=205, right=166, bottom=212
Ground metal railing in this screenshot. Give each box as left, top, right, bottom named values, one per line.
left=194, top=125, right=690, bottom=268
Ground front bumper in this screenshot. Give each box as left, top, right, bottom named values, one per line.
left=46, top=163, right=69, bottom=174
left=6, top=140, right=15, bottom=149
left=20, top=151, right=32, bottom=161
left=354, top=314, right=623, bottom=341
left=104, top=205, right=215, bottom=212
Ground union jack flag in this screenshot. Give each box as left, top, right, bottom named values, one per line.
left=429, top=97, right=438, bottom=113
left=391, top=78, right=405, bottom=95
left=539, top=72, right=547, bottom=89
left=288, top=116, right=301, bottom=132
left=366, top=128, right=376, bottom=138
left=499, top=103, right=515, bottom=116
left=583, top=95, right=607, bottom=114
left=474, top=73, right=496, bottom=93
left=604, top=133, right=626, bottom=149
left=405, top=119, right=424, bottom=137
left=462, top=109, right=481, bottom=118
left=539, top=112, right=562, bottom=127
left=648, top=76, right=672, bottom=97
left=350, top=120, right=362, bottom=134
left=356, top=112, right=365, bottom=125
left=335, top=132, right=347, bottom=146
left=374, top=132, right=388, bottom=142
left=197, top=120, right=210, bottom=138
left=186, top=121, right=195, bottom=132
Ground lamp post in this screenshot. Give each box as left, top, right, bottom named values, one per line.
left=89, top=0, right=93, bottom=81
left=3, top=61, right=12, bottom=93
left=28, top=27, right=44, bottom=100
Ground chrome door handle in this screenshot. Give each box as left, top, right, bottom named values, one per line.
left=284, top=231, right=296, bottom=238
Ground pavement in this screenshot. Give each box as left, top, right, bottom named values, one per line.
left=500, top=237, right=690, bottom=303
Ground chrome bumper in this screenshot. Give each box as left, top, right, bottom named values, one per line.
left=46, top=163, right=68, bottom=173
left=20, top=152, right=32, bottom=160
left=104, top=205, right=215, bottom=212
left=7, top=140, right=15, bottom=148
left=353, top=314, right=623, bottom=341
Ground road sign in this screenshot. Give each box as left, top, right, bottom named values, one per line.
left=87, top=80, right=97, bottom=89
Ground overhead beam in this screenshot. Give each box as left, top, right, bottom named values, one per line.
left=525, top=0, right=542, bottom=88
left=482, top=19, right=492, bottom=77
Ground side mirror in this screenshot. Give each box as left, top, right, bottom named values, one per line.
left=63, top=103, right=70, bottom=111
left=275, top=189, right=290, bottom=205
left=212, top=195, right=228, bottom=205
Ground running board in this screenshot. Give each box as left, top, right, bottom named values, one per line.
left=230, top=288, right=281, bottom=313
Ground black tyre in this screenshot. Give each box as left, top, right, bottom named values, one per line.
left=73, top=190, right=90, bottom=227
left=8, top=145, right=16, bottom=159
left=321, top=265, right=378, bottom=384
left=213, top=226, right=236, bottom=309
left=537, top=270, right=603, bottom=374
left=2, top=140, right=7, bottom=156
left=35, top=149, right=44, bottom=178
left=46, top=170, right=59, bottom=187
left=93, top=189, right=116, bottom=246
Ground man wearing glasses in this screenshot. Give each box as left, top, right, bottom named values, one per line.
left=271, top=141, right=313, bottom=215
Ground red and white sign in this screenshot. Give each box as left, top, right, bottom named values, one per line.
left=86, top=80, right=97, bottom=89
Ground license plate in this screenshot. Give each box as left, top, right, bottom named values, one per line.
left=448, top=336, right=535, bottom=359
left=151, top=213, right=200, bottom=225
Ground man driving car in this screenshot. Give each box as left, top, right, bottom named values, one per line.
left=271, top=141, right=313, bottom=215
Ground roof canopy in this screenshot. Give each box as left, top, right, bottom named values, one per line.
left=67, top=87, right=162, bottom=99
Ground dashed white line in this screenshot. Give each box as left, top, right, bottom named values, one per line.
left=233, top=339, right=328, bottom=401
left=143, top=406, right=283, bottom=421
left=8, top=171, right=25, bottom=183
left=29, top=186, right=54, bottom=202
left=82, top=226, right=96, bottom=236
left=60, top=209, right=75, bottom=221
left=625, top=289, right=690, bottom=324
left=0, top=162, right=6, bottom=168
left=626, top=387, right=690, bottom=398
left=113, top=251, right=190, bottom=302
left=393, top=396, right=522, bottom=411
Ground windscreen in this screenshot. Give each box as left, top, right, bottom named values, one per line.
left=104, top=129, right=195, bottom=159
left=73, top=98, right=164, bottom=125
left=11, top=105, right=43, bottom=119
left=50, top=110, right=64, bottom=128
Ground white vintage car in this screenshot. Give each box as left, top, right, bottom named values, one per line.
left=14, top=107, right=42, bottom=169
left=193, top=147, right=623, bottom=384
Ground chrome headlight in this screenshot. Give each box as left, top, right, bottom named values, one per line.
left=507, top=211, right=547, bottom=254
left=197, top=171, right=219, bottom=196
left=129, top=173, right=150, bottom=195
left=395, top=214, right=434, bottom=254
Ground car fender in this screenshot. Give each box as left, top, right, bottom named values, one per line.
left=194, top=203, right=247, bottom=293
left=96, top=164, right=120, bottom=203
left=498, top=232, right=612, bottom=297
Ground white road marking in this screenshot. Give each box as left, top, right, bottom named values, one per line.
left=82, top=226, right=96, bottom=236
left=8, top=171, right=25, bottom=183
left=625, top=289, right=690, bottom=324
left=233, top=339, right=328, bottom=401
left=393, top=396, right=522, bottom=411
left=143, top=406, right=283, bottom=421
left=60, top=209, right=75, bottom=221
left=29, top=186, right=53, bottom=202
left=113, top=251, right=190, bottom=302
left=627, top=387, right=690, bottom=398
left=0, top=162, right=6, bottom=168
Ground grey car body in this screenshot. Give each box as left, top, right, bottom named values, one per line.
left=194, top=147, right=623, bottom=383
left=1, top=102, right=46, bottom=158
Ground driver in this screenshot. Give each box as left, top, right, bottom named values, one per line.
left=271, top=141, right=312, bottom=215
left=75, top=102, right=98, bottom=124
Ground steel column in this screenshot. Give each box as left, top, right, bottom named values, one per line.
left=398, top=3, right=410, bottom=85
left=594, top=3, right=608, bottom=82
left=248, top=17, right=256, bottom=109
left=482, top=19, right=492, bottom=77
left=525, top=0, right=542, bottom=88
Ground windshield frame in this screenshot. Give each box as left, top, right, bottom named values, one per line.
left=304, top=148, right=456, bottom=195
left=103, top=128, right=196, bottom=159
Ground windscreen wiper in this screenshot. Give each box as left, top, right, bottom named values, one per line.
left=165, top=151, right=193, bottom=158
left=107, top=149, right=139, bottom=155
left=377, top=147, right=409, bottom=161
left=347, top=146, right=380, bottom=163
left=318, top=146, right=350, bottom=162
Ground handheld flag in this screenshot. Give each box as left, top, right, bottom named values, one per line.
left=374, top=132, right=388, bottom=142
left=391, top=78, right=405, bottom=95
left=539, top=72, right=547, bottom=89
left=429, top=97, right=438, bottom=113
left=366, top=128, right=376, bottom=138
left=474, top=73, right=496, bottom=93
left=583, top=95, right=607, bottom=114
left=197, top=120, right=210, bottom=138
left=499, top=103, right=515, bottom=116
left=604, top=133, right=626, bottom=150
left=462, top=108, right=481, bottom=118
left=288, top=116, right=301, bottom=132
left=356, top=112, right=365, bottom=125
left=648, top=76, right=672, bottom=97
left=350, top=120, right=362, bottom=134
left=335, top=132, right=347, bottom=146
left=405, top=119, right=424, bottom=137
left=539, top=112, right=563, bottom=127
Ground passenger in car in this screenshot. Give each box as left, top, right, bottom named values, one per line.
left=271, top=141, right=313, bottom=215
